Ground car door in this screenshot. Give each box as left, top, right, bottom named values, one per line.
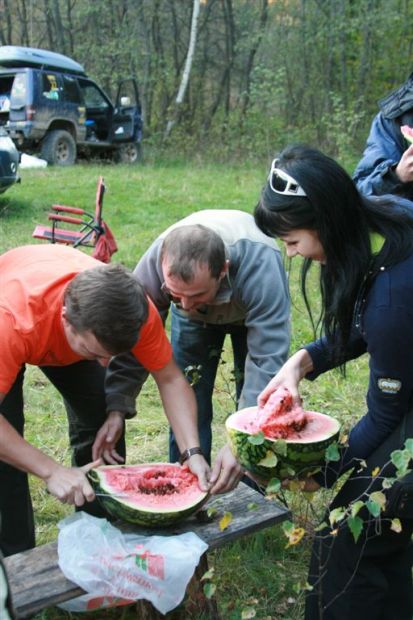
left=78, top=78, right=113, bottom=142
left=61, top=74, right=87, bottom=141
left=111, top=78, right=142, bottom=143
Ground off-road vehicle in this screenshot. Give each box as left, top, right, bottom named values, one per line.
left=0, top=126, right=19, bottom=193
left=0, top=46, right=143, bottom=165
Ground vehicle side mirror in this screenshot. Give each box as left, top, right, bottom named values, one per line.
left=120, top=96, right=131, bottom=107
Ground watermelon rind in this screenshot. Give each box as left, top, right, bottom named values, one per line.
left=88, top=462, right=209, bottom=527
left=226, top=407, right=340, bottom=481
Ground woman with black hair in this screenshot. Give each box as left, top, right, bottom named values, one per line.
left=254, top=144, right=413, bottom=620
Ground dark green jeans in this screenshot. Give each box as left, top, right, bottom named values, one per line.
left=0, top=361, right=125, bottom=557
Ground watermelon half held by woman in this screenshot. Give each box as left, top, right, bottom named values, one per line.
left=88, top=463, right=209, bottom=527
left=401, top=125, right=413, bottom=144
left=226, top=387, right=340, bottom=481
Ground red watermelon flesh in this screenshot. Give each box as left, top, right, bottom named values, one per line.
left=253, top=387, right=308, bottom=439
left=401, top=125, right=413, bottom=144
left=88, top=463, right=209, bottom=526
left=102, top=464, right=203, bottom=511
left=226, top=389, right=340, bottom=479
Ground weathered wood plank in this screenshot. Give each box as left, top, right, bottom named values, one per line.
left=5, top=483, right=290, bottom=618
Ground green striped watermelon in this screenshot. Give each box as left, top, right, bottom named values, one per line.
left=88, top=463, right=208, bottom=527
left=226, top=400, right=340, bottom=481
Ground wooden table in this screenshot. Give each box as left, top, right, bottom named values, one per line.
left=5, top=483, right=290, bottom=619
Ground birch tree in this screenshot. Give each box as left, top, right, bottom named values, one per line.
left=164, top=0, right=201, bottom=139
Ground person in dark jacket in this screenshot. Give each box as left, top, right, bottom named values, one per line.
left=354, top=72, right=413, bottom=199
left=254, top=144, right=413, bottom=620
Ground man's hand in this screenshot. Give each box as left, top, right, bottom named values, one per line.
left=185, top=454, right=212, bottom=493
left=92, top=411, right=125, bottom=463
left=208, top=444, right=243, bottom=494
left=44, top=459, right=102, bottom=506
left=396, top=144, right=413, bottom=183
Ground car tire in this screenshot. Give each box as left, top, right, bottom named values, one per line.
left=114, top=142, right=142, bottom=164
left=41, top=130, right=77, bottom=166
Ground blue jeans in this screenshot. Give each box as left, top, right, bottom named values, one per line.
left=170, top=306, right=247, bottom=464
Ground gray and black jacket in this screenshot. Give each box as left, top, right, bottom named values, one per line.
left=105, top=209, right=291, bottom=416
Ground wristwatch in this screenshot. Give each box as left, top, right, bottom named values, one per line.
left=179, top=447, right=204, bottom=465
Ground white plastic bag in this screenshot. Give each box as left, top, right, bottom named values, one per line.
left=19, top=153, right=48, bottom=168
left=57, top=512, right=208, bottom=614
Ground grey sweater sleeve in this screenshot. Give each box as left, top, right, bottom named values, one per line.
left=134, top=239, right=171, bottom=323
left=234, top=241, right=291, bottom=408
left=105, top=240, right=171, bottom=416
left=105, top=352, right=149, bottom=417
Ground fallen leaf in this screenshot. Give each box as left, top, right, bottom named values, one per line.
left=219, top=511, right=233, bottom=531
left=285, top=526, right=305, bottom=547
left=201, top=567, right=215, bottom=581
left=203, top=582, right=216, bottom=598
left=391, top=518, right=402, bottom=533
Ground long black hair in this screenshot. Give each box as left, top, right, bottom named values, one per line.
left=254, top=144, right=413, bottom=363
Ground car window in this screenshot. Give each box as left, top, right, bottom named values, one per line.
left=62, top=75, right=82, bottom=104
left=41, top=73, right=61, bottom=101
left=80, top=83, right=109, bottom=109
left=10, top=72, right=28, bottom=109
left=118, top=83, right=138, bottom=106
left=0, top=75, right=14, bottom=113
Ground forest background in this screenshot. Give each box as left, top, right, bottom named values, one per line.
left=1, top=0, right=412, bottom=167
left=1, top=1, right=413, bottom=619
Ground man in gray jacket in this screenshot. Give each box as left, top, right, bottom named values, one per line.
left=106, top=210, right=290, bottom=466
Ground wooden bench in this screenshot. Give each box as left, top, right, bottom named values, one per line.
left=5, top=484, right=290, bottom=619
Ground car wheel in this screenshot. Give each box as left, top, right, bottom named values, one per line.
left=41, top=130, right=77, bottom=166
left=115, top=142, right=142, bottom=164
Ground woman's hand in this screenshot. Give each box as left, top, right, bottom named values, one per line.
left=257, top=349, right=314, bottom=408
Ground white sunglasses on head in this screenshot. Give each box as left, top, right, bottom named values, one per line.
left=268, top=159, right=306, bottom=196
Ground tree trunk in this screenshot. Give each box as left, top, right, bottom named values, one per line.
left=238, top=0, right=269, bottom=125
left=203, top=0, right=234, bottom=133
left=52, top=0, right=66, bottom=53
left=0, top=0, right=13, bottom=45
left=164, top=0, right=201, bottom=139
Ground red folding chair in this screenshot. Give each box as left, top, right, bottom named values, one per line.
left=32, top=176, right=118, bottom=262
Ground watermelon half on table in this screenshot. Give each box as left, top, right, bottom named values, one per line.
left=88, top=462, right=209, bottom=527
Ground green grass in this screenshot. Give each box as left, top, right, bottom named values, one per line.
left=1, top=161, right=369, bottom=619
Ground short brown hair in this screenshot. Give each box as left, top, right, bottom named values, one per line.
left=64, top=263, right=148, bottom=354
left=160, top=225, right=225, bottom=282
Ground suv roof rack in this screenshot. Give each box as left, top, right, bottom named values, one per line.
left=0, top=46, right=86, bottom=75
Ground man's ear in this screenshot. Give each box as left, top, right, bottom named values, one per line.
left=220, top=259, right=230, bottom=279
left=61, top=306, right=69, bottom=326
